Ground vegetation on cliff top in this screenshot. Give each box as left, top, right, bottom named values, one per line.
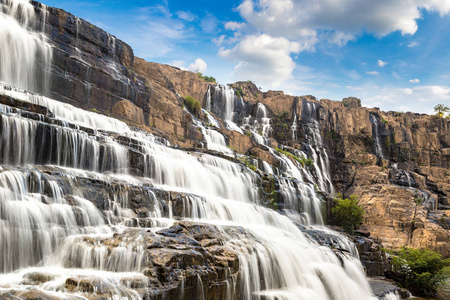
left=197, top=72, right=216, bottom=83
left=391, top=248, right=450, bottom=297
left=330, top=193, right=365, bottom=234
left=434, top=104, right=449, bottom=118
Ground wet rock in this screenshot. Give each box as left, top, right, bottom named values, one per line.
left=22, top=272, right=57, bottom=285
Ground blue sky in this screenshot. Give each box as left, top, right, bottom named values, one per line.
left=43, top=0, right=450, bottom=114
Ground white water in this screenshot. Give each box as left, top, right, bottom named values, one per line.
left=206, top=84, right=245, bottom=134
left=0, top=0, right=52, bottom=93
left=291, top=113, right=298, bottom=140
left=370, top=114, right=384, bottom=158
left=0, top=82, right=378, bottom=299
left=192, top=114, right=233, bottom=156
left=243, top=102, right=273, bottom=147
left=303, top=102, right=335, bottom=196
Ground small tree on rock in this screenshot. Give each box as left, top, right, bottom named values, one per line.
left=434, top=104, right=449, bottom=118
left=331, top=193, right=365, bottom=234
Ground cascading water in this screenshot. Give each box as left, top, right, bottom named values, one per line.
left=207, top=84, right=244, bottom=133
left=0, top=81, right=381, bottom=299
left=244, top=103, right=272, bottom=147
left=370, top=113, right=384, bottom=158
left=302, top=101, right=335, bottom=196
left=0, top=2, right=388, bottom=299
left=291, top=113, right=298, bottom=140
left=0, top=0, right=52, bottom=93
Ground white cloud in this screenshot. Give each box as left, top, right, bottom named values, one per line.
left=188, top=58, right=207, bottom=73
left=219, top=34, right=301, bottom=88
left=171, top=60, right=187, bottom=70
left=234, top=0, right=450, bottom=43
left=377, top=59, right=387, bottom=67
left=407, top=41, right=420, bottom=47
left=212, top=35, right=226, bottom=46
left=176, top=11, right=196, bottom=22
left=328, top=31, right=355, bottom=46
left=409, top=78, right=420, bottom=83
left=200, top=13, right=219, bottom=33
left=170, top=58, right=207, bottom=73
left=366, top=71, right=378, bottom=75
left=217, top=0, right=450, bottom=89
left=225, top=21, right=246, bottom=31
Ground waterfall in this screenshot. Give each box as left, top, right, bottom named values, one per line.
left=241, top=102, right=272, bottom=147
left=0, top=0, right=52, bottom=93
left=302, top=101, right=335, bottom=196
left=255, top=102, right=272, bottom=137
left=207, top=84, right=243, bottom=133
left=291, top=113, right=298, bottom=140
left=0, top=82, right=379, bottom=299
left=370, top=113, right=384, bottom=158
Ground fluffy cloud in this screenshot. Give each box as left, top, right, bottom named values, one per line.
left=224, top=21, right=246, bottom=31
left=219, top=34, right=301, bottom=88
left=409, top=78, right=420, bottom=83
left=219, top=0, right=450, bottom=90
left=235, top=0, right=450, bottom=41
left=170, top=58, right=208, bottom=73
left=367, top=71, right=378, bottom=75
left=377, top=60, right=387, bottom=67
left=188, top=58, right=207, bottom=73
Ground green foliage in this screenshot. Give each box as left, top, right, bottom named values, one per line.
left=184, top=96, right=201, bottom=116
left=382, top=118, right=389, bottom=125
left=391, top=248, right=450, bottom=297
left=197, top=72, right=216, bottom=83
left=331, top=193, right=365, bottom=234
left=235, top=87, right=245, bottom=98
left=385, top=136, right=391, bottom=149
left=434, top=104, right=449, bottom=118
left=276, top=110, right=289, bottom=121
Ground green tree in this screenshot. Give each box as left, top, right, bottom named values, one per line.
left=391, top=248, right=450, bottom=297
left=184, top=96, right=201, bottom=116
left=434, top=104, right=449, bottom=118
left=331, top=193, right=365, bottom=234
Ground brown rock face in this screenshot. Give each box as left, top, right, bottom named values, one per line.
left=356, top=181, right=450, bottom=257
left=112, top=99, right=145, bottom=125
